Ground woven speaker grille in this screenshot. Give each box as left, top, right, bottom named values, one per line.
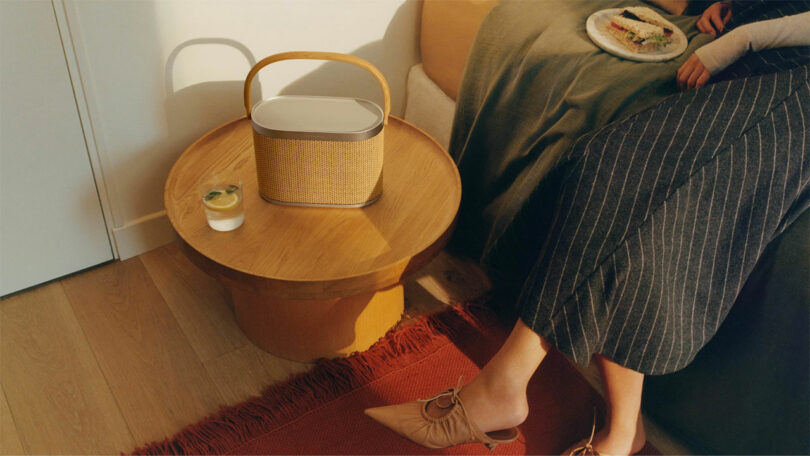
left=253, top=130, right=384, bottom=206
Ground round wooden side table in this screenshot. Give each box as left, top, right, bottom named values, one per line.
left=165, top=116, right=461, bottom=362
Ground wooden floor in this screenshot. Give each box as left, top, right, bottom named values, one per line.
left=0, top=242, right=491, bottom=454
left=0, top=242, right=689, bottom=455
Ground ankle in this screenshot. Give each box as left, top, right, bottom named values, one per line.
left=459, top=375, right=529, bottom=431
left=596, top=416, right=646, bottom=455
left=476, top=365, right=527, bottom=399
left=605, top=421, right=638, bottom=440
left=476, top=373, right=528, bottom=410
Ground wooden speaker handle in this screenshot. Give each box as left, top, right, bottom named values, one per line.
left=244, top=51, right=391, bottom=126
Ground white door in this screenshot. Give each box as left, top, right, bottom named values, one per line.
left=1, top=0, right=113, bottom=296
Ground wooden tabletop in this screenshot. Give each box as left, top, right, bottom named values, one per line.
left=165, top=116, right=461, bottom=300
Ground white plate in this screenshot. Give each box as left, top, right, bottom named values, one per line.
left=586, top=8, right=687, bottom=62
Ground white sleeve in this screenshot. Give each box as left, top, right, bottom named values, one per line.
left=693, top=11, right=810, bottom=75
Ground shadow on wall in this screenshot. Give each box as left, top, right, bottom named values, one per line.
left=164, top=37, right=261, bottom=159
left=146, top=0, right=419, bottom=233
left=253, top=0, right=420, bottom=116
left=160, top=0, right=419, bottom=177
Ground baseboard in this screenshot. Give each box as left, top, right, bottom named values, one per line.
left=112, top=211, right=178, bottom=260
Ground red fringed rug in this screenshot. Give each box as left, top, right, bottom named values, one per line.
left=132, top=303, right=658, bottom=455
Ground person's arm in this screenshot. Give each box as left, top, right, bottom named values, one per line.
left=696, top=1, right=732, bottom=36
left=694, top=11, right=810, bottom=74
left=678, top=11, right=810, bottom=90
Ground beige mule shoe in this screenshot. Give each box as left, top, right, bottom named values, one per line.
left=562, top=408, right=648, bottom=456
left=364, top=377, right=520, bottom=450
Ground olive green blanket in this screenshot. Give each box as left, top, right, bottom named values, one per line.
left=449, top=0, right=713, bottom=277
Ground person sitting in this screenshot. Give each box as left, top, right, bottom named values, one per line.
left=365, top=2, right=809, bottom=455
left=678, top=1, right=810, bottom=89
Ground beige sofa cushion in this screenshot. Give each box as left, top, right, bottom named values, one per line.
left=420, top=0, right=497, bottom=101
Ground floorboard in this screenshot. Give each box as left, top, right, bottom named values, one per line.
left=0, top=242, right=689, bottom=453
left=140, top=243, right=248, bottom=362
left=203, top=343, right=312, bottom=406
left=0, top=283, right=134, bottom=453
left=60, top=258, right=224, bottom=446
left=0, top=382, right=25, bottom=455
left=411, top=251, right=492, bottom=305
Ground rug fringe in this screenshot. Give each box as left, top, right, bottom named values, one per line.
left=129, top=300, right=500, bottom=455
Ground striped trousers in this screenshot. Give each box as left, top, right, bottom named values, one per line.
left=518, top=64, right=810, bottom=374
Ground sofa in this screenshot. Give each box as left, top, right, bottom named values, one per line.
left=403, top=1, right=809, bottom=454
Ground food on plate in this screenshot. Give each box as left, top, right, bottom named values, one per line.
left=621, top=6, right=676, bottom=32
left=607, top=6, right=675, bottom=53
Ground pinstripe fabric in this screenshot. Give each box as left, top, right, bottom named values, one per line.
left=449, top=1, right=810, bottom=375
left=447, top=0, right=718, bottom=277
left=516, top=64, right=810, bottom=374
left=727, top=0, right=809, bottom=28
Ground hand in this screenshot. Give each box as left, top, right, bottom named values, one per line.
left=697, top=2, right=732, bottom=36
left=677, top=54, right=711, bottom=90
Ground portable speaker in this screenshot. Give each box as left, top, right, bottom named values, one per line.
left=244, top=52, right=390, bottom=207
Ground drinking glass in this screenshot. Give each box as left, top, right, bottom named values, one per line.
left=200, top=175, right=244, bottom=231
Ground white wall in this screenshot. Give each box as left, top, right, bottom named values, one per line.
left=60, top=0, right=421, bottom=258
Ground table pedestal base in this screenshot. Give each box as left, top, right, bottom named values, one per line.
left=229, top=284, right=404, bottom=362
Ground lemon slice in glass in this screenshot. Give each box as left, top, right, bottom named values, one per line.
left=203, top=191, right=239, bottom=211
